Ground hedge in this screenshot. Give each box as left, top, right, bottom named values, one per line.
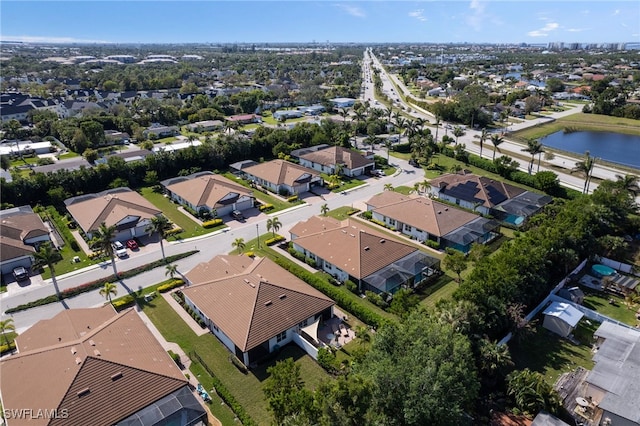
left=164, top=227, right=183, bottom=237
left=265, top=235, right=285, bottom=246
left=272, top=257, right=392, bottom=329
left=202, top=218, right=223, bottom=228
left=157, top=279, right=184, bottom=293
left=0, top=341, right=16, bottom=355
left=286, top=195, right=299, bottom=202
left=5, top=250, right=199, bottom=314
left=259, top=204, right=273, bottom=212
left=113, top=295, right=136, bottom=310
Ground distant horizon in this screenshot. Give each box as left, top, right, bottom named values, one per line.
left=2, top=1, right=638, bottom=46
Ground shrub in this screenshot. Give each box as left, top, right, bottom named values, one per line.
left=361, top=211, right=373, bottom=220
left=202, top=218, right=223, bottom=228
left=305, top=257, right=317, bottom=268
left=112, top=295, right=136, bottom=310
left=229, top=354, right=248, bottom=374
left=425, top=240, right=440, bottom=250
left=365, top=291, right=389, bottom=309
left=259, top=204, right=274, bottom=212
left=345, top=279, right=358, bottom=293
left=265, top=235, right=285, bottom=246
left=69, top=240, right=80, bottom=252
left=371, top=218, right=388, bottom=228
left=317, top=347, right=338, bottom=373
left=157, top=279, right=184, bottom=293
left=245, top=251, right=255, bottom=258
left=168, top=350, right=182, bottom=366
left=286, top=195, right=299, bottom=202
left=164, top=227, right=183, bottom=237
left=0, top=341, right=16, bottom=355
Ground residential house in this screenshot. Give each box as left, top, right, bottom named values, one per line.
left=183, top=255, right=335, bottom=366
left=238, top=159, right=322, bottom=196
left=329, top=98, right=356, bottom=108
left=542, top=301, right=584, bottom=338
left=289, top=216, right=440, bottom=294
left=162, top=171, right=254, bottom=217
left=64, top=187, right=161, bottom=241
left=0, top=206, right=50, bottom=275
left=103, top=130, right=130, bottom=145
left=427, top=171, right=551, bottom=226
left=185, top=120, right=223, bottom=133
left=0, top=140, right=54, bottom=157
left=144, top=123, right=179, bottom=139
left=0, top=306, right=206, bottom=426
left=583, top=322, right=640, bottom=426
left=95, top=149, right=153, bottom=165
left=366, top=191, right=500, bottom=253
left=32, top=157, right=92, bottom=174
left=296, top=146, right=375, bottom=177
left=225, top=114, right=261, bottom=125
left=273, top=110, right=303, bottom=121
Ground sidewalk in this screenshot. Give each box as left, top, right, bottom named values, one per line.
left=162, top=290, right=210, bottom=336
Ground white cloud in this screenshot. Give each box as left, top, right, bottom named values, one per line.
left=466, top=0, right=486, bottom=31
left=408, top=9, right=427, bottom=22
left=580, top=9, right=590, bottom=16
left=566, top=28, right=589, bottom=33
left=612, top=9, right=620, bottom=16
left=527, top=22, right=559, bottom=37
left=334, top=3, right=365, bottom=18
left=0, top=35, right=111, bottom=44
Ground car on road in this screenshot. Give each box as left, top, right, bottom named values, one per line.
left=231, top=210, right=245, bottom=221
left=126, top=239, right=138, bottom=250
left=12, top=266, right=29, bottom=281
left=112, top=241, right=128, bottom=258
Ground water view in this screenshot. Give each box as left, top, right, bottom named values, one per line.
left=540, top=131, right=640, bottom=169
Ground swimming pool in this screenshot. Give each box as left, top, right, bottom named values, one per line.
left=591, top=264, right=616, bottom=277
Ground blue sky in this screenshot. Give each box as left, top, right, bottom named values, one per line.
left=1, top=1, right=639, bottom=44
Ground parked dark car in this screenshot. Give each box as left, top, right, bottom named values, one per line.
left=231, top=210, right=245, bottom=221
left=12, top=266, right=29, bottom=281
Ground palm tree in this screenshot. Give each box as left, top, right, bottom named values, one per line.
left=0, top=318, right=15, bottom=347
left=384, top=139, right=393, bottom=162
left=33, top=242, right=62, bottom=301
left=146, top=214, right=172, bottom=263
left=521, top=139, right=545, bottom=174
left=186, top=134, right=197, bottom=146
left=320, top=203, right=329, bottom=216
left=165, top=263, right=178, bottom=279
left=572, top=151, right=596, bottom=194
left=479, top=128, right=489, bottom=159
left=266, top=217, right=282, bottom=238
left=394, top=116, right=407, bottom=144
left=232, top=238, right=246, bottom=254
left=99, top=282, right=118, bottom=306
left=490, top=134, right=505, bottom=160
left=91, top=222, right=118, bottom=278
left=339, top=108, right=349, bottom=130
left=452, top=126, right=465, bottom=145
left=384, top=183, right=394, bottom=191
left=615, top=174, right=640, bottom=197
left=434, top=115, right=441, bottom=143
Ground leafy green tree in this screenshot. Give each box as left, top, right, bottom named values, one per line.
left=0, top=155, right=11, bottom=171
left=535, top=171, right=560, bottom=194
left=0, top=318, right=15, bottom=347
left=452, top=126, right=465, bottom=145
left=33, top=242, right=63, bottom=301
left=442, top=248, right=468, bottom=283
left=507, top=369, right=560, bottom=416
left=99, top=282, right=118, bottom=306
left=388, top=288, right=420, bottom=318
left=313, top=375, right=378, bottom=426
left=266, top=216, right=282, bottom=238
left=357, top=309, right=479, bottom=426
left=91, top=222, right=119, bottom=277
left=146, top=215, right=172, bottom=262
left=263, top=358, right=315, bottom=425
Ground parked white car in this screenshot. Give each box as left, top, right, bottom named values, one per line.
left=112, top=241, right=128, bottom=258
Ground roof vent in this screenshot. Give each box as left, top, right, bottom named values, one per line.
left=265, top=300, right=272, bottom=306
left=342, top=230, right=347, bottom=233
left=71, top=347, right=77, bottom=354
left=364, top=246, right=370, bottom=251
left=279, top=294, right=287, bottom=300
left=93, top=349, right=101, bottom=357
left=437, top=211, right=442, bottom=214
left=243, top=278, right=250, bottom=283
left=89, top=339, right=96, bottom=346
left=77, top=388, right=90, bottom=397
left=444, top=208, right=448, bottom=211
left=75, top=357, right=82, bottom=365
left=111, top=372, right=123, bottom=381
left=380, top=239, right=386, bottom=243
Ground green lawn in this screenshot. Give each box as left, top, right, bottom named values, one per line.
left=418, top=275, right=457, bottom=309
left=582, top=291, right=639, bottom=326
left=321, top=173, right=366, bottom=193
left=325, top=206, right=360, bottom=221
left=221, top=172, right=304, bottom=212
left=142, top=296, right=330, bottom=425
left=510, top=320, right=597, bottom=386
left=139, top=187, right=226, bottom=240
left=58, top=152, right=80, bottom=159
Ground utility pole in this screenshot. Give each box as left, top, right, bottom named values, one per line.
left=256, top=224, right=260, bottom=249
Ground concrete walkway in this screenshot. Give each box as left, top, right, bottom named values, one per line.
left=162, top=290, right=210, bottom=336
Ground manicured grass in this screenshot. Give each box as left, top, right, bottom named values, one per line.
left=188, top=362, right=239, bottom=425
left=221, top=172, right=304, bottom=212
left=393, top=185, right=414, bottom=195
left=155, top=136, right=179, bottom=144
left=510, top=320, right=597, bottom=386
left=513, top=112, right=640, bottom=140
left=418, top=275, right=457, bottom=309
left=321, top=173, right=366, bottom=193
left=325, top=206, right=360, bottom=221
left=10, top=156, right=40, bottom=167
left=582, top=291, right=639, bottom=326
left=139, top=187, right=225, bottom=239
left=58, top=152, right=80, bottom=159
left=142, top=296, right=330, bottom=425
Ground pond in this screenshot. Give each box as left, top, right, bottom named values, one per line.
left=540, top=130, right=640, bottom=169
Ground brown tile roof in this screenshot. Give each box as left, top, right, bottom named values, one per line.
left=1, top=308, right=186, bottom=426
left=65, top=188, right=161, bottom=233
left=365, top=191, right=413, bottom=209
left=0, top=236, right=35, bottom=262
left=370, top=192, right=480, bottom=237
left=290, top=216, right=417, bottom=279
left=0, top=209, right=48, bottom=262
left=184, top=256, right=334, bottom=352
left=289, top=215, right=342, bottom=238
left=428, top=172, right=525, bottom=208
left=242, top=159, right=319, bottom=187
left=163, top=173, right=253, bottom=209
left=299, top=146, right=374, bottom=170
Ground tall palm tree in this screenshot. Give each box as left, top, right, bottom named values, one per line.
left=353, top=109, right=366, bottom=146
left=479, top=128, right=489, bottom=159
left=521, top=139, right=545, bottom=174
left=266, top=216, right=282, bottom=238
left=339, top=108, right=349, bottom=130
left=394, top=116, right=407, bottom=144
left=0, top=318, right=15, bottom=347
left=165, top=263, right=178, bottom=279
left=91, top=222, right=118, bottom=278
left=33, top=242, right=62, bottom=301
left=146, top=214, right=172, bottom=263
left=572, top=151, right=596, bottom=194
left=490, top=134, right=505, bottom=160
left=452, top=126, right=465, bottom=145
left=384, top=139, right=393, bottom=162
left=186, top=134, right=197, bottom=146
left=99, top=282, right=118, bottom=306
left=615, top=174, right=640, bottom=197
left=232, top=238, right=246, bottom=254
left=384, top=183, right=394, bottom=191
left=320, top=203, right=329, bottom=216
left=434, top=115, right=441, bottom=143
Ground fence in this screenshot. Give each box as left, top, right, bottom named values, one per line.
left=548, top=294, right=636, bottom=331
left=594, top=255, right=639, bottom=277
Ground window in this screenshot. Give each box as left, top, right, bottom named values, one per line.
left=299, top=319, right=308, bottom=328
left=404, top=224, right=412, bottom=232
left=388, top=218, right=396, bottom=226
left=276, top=331, right=287, bottom=342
